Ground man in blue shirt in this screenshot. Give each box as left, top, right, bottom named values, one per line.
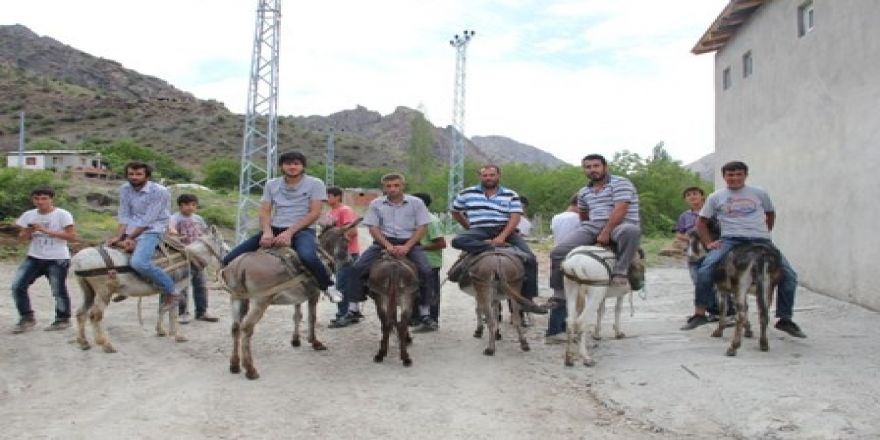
left=450, top=164, right=546, bottom=314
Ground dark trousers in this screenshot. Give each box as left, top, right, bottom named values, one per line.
left=451, top=226, right=538, bottom=298
left=334, top=254, right=359, bottom=318
left=223, top=227, right=333, bottom=290
left=178, top=266, right=208, bottom=316
left=11, top=257, right=71, bottom=320
left=345, top=238, right=432, bottom=303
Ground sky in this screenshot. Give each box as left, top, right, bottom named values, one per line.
left=5, top=0, right=728, bottom=165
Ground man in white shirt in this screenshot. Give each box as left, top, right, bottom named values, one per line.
left=11, top=186, right=77, bottom=333
left=544, top=195, right=580, bottom=343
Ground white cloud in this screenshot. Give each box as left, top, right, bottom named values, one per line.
left=4, top=0, right=728, bottom=164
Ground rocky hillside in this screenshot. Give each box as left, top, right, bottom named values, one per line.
left=471, top=135, right=567, bottom=168
left=685, top=152, right=715, bottom=182
left=0, top=24, right=555, bottom=173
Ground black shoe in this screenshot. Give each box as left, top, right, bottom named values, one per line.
left=543, top=297, right=565, bottom=310
left=11, top=317, right=36, bottom=334
left=680, top=314, right=710, bottom=330
left=775, top=318, right=807, bottom=338
left=350, top=311, right=364, bottom=322
left=329, top=312, right=358, bottom=328
left=413, top=316, right=439, bottom=333
left=195, top=314, right=219, bottom=323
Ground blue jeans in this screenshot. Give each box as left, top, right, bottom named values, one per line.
left=334, top=254, right=358, bottom=318
left=223, top=228, right=333, bottom=290
left=11, top=257, right=71, bottom=320
left=452, top=226, right=538, bottom=298
left=179, top=266, right=208, bottom=316
left=545, top=300, right=567, bottom=337
left=695, top=237, right=798, bottom=319
left=131, top=232, right=176, bottom=296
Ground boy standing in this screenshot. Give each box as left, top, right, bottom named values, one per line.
left=412, top=192, right=446, bottom=332
left=168, top=194, right=218, bottom=323
left=11, top=186, right=77, bottom=333
left=323, top=187, right=364, bottom=328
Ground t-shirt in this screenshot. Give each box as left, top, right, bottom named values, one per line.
left=676, top=209, right=700, bottom=234
left=262, top=175, right=327, bottom=228
left=551, top=211, right=580, bottom=245
left=451, top=185, right=523, bottom=228
left=700, top=185, right=774, bottom=239
left=577, top=175, right=640, bottom=224
left=324, top=204, right=360, bottom=255
left=420, top=213, right=444, bottom=268
left=518, top=217, right=532, bottom=236
left=15, top=207, right=75, bottom=260
left=170, top=213, right=207, bottom=245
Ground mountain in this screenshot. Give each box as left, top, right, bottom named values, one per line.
left=685, top=152, right=715, bottom=182
left=471, top=135, right=567, bottom=168
left=0, top=24, right=554, bottom=173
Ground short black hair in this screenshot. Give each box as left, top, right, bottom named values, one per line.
left=124, top=160, right=153, bottom=177
left=721, top=161, right=749, bottom=175
left=278, top=151, right=307, bottom=167
left=582, top=154, right=607, bottom=166
left=177, top=193, right=199, bottom=206
left=681, top=187, right=704, bottom=198
left=327, top=186, right=343, bottom=197
left=30, top=185, right=55, bottom=198
left=412, top=192, right=432, bottom=207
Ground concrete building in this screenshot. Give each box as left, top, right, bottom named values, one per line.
left=5, top=149, right=112, bottom=178
left=694, top=0, right=880, bottom=309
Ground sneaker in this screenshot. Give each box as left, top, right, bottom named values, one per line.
left=413, top=316, right=439, bottom=333
left=328, top=312, right=358, bottom=328
left=544, top=333, right=568, bottom=345
left=323, top=289, right=344, bottom=303
left=44, top=319, right=71, bottom=331
left=195, top=313, right=219, bottom=323
left=775, top=319, right=807, bottom=338
left=11, top=318, right=36, bottom=334
left=680, top=314, right=710, bottom=330
left=178, top=312, right=192, bottom=324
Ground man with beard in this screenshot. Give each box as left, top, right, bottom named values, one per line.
left=449, top=164, right=547, bottom=314
left=107, top=161, right=177, bottom=306
left=222, top=151, right=339, bottom=302
left=546, top=154, right=641, bottom=308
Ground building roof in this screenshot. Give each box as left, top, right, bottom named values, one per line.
left=692, top=0, right=766, bottom=54
left=4, top=150, right=97, bottom=155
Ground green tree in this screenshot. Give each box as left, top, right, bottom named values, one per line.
left=201, top=158, right=241, bottom=190
left=407, top=109, right=434, bottom=187
left=0, top=169, right=61, bottom=220
left=88, top=139, right=193, bottom=181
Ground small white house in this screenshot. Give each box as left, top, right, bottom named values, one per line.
left=5, top=150, right=113, bottom=178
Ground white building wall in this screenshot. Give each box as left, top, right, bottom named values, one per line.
left=713, top=1, right=880, bottom=309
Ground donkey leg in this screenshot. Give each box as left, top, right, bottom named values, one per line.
left=727, top=285, right=749, bottom=357
left=241, top=300, right=270, bottom=380
left=563, top=280, right=580, bottom=367
left=291, top=303, right=303, bottom=347
left=307, top=297, right=326, bottom=351
left=75, top=279, right=95, bottom=350
left=374, top=297, right=390, bottom=363
left=613, top=295, right=626, bottom=339
left=484, top=296, right=500, bottom=356
left=473, top=306, right=484, bottom=338
left=91, top=294, right=116, bottom=353
left=397, top=313, right=413, bottom=367
left=712, top=291, right=729, bottom=338
left=170, top=296, right=187, bottom=343
left=509, top=298, right=530, bottom=352
left=230, top=299, right=246, bottom=374
left=593, top=298, right=606, bottom=340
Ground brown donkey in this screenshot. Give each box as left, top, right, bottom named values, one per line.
left=367, top=254, right=419, bottom=366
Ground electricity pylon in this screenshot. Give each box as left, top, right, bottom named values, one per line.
left=447, top=30, right=475, bottom=210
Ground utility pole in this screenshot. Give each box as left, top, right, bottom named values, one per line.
left=325, top=127, right=335, bottom=187
left=18, top=112, right=25, bottom=174
left=236, top=0, right=282, bottom=243
left=447, top=30, right=475, bottom=211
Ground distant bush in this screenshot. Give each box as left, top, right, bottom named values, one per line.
left=199, top=205, right=236, bottom=229
left=0, top=169, right=63, bottom=220
left=84, top=139, right=193, bottom=181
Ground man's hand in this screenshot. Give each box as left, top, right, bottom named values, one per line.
left=597, top=229, right=612, bottom=246
left=121, top=238, right=136, bottom=252
left=259, top=233, right=275, bottom=248
left=706, top=240, right=722, bottom=250
left=390, top=244, right=410, bottom=257
left=272, top=230, right=293, bottom=247
left=490, top=236, right=508, bottom=247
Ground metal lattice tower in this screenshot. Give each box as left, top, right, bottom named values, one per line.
left=447, top=30, right=475, bottom=210
left=236, top=0, right=282, bottom=243
left=325, top=127, right=335, bottom=187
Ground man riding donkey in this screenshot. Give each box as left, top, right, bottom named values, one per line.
left=546, top=154, right=643, bottom=311
left=680, top=160, right=806, bottom=338
left=343, top=173, right=433, bottom=308
left=447, top=164, right=548, bottom=315
left=222, top=151, right=340, bottom=303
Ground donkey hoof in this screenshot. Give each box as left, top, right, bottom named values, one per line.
left=520, top=343, right=531, bottom=352
left=291, top=338, right=301, bottom=347
left=473, top=330, right=483, bottom=339
left=312, top=341, right=327, bottom=351
left=102, top=344, right=117, bottom=354
left=230, top=365, right=241, bottom=374
left=77, top=340, right=91, bottom=351
left=583, top=359, right=596, bottom=367
left=615, top=332, right=626, bottom=339
left=483, top=348, right=495, bottom=356
left=711, top=330, right=723, bottom=338
left=745, top=330, right=754, bottom=338
left=374, top=354, right=385, bottom=363
left=156, top=330, right=167, bottom=337
left=494, top=331, right=502, bottom=341
left=175, top=335, right=188, bottom=343
left=565, top=360, right=574, bottom=367
left=402, top=358, right=413, bottom=367
left=726, top=348, right=737, bottom=357
left=245, top=370, right=260, bottom=380
left=592, top=334, right=602, bottom=341
left=760, top=340, right=769, bottom=351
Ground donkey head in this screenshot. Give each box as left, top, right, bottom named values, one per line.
left=319, top=218, right=363, bottom=266
left=187, top=225, right=229, bottom=271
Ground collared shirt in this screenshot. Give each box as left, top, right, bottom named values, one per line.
left=577, top=175, right=640, bottom=224
left=118, top=181, right=171, bottom=234
left=451, top=184, right=523, bottom=228
left=676, top=209, right=700, bottom=234
left=362, top=194, right=431, bottom=240
left=262, top=175, right=327, bottom=228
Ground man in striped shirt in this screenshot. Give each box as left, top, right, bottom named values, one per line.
left=547, top=154, right=641, bottom=306
left=450, top=164, right=546, bottom=314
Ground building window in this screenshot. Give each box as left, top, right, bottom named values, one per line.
left=25, top=157, right=36, bottom=166
left=798, top=1, right=814, bottom=37
left=742, top=51, right=753, bottom=78
left=722, top=67, right=732, bottom=90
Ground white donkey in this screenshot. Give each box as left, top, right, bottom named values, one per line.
left=72, top=226, right=227, bottom=353
left=561, top=245, right=640, bottom=367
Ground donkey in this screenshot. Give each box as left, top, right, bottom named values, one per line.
left=367, top=254, right=419, bottom=366
left=458, top=249, right=531, bottom=356
left=219, top=220, right=359, bottom=380
left=560, top=245, right=640, bottom=367
left=72, top=225, right=228, bottom=353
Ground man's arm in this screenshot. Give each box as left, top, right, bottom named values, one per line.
left=451, top=211, right=469, bottom=229
left=597, top=202, right=629, bottom=245
left=274, top=200, right=323, bottom=246
left=258, top=200, right=274, bottom=247
left=491, top=212, right=521, bottom=246
left=369, top=225, right=393, bottom=252
left=696, top=216, right=720, bottom=249
left=765, top=211, right=776, bottom=231
left=422, top=236, right=447, bottom=251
